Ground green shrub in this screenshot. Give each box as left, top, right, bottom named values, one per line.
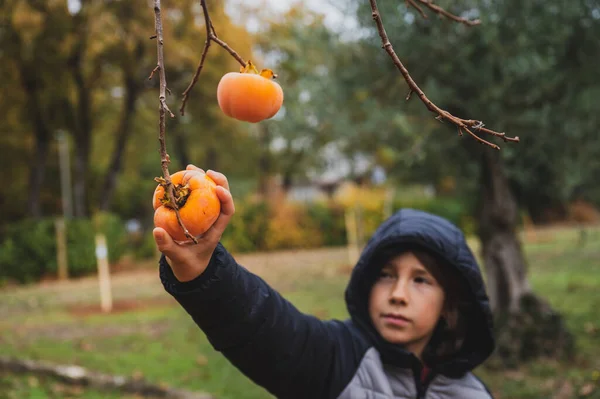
left=221, top=202, right=258, bottom=253
left=306, top=202, right=346, bottom=246
left=217, top=195, right=474, bottom=253
left=392, top=196, right=474, bottom=234
left=238, top=199, right=271, bottom=251
left=0, top=219, right=56, bottom=284
left=222, top=199, right=345, bottom=252
left=0, top=214, right=127, bottom=284
left=265, top=202, right=324, bottom=250
left=131, top=230, right=160, bottom=260
left=0, top=195, right=476, bottom=284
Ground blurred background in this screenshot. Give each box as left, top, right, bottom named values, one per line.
left=1, top=0, right=599, bottom=398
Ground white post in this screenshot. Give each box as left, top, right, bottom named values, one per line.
left=95, top=233, right=113, bottom=313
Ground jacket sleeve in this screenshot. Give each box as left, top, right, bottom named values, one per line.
left=159, top=242, right=358, bottom=399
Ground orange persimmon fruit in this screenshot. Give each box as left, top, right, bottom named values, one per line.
left=153, top=170, right=221, bottom=242
left=217, top=60, right=284, bottom=123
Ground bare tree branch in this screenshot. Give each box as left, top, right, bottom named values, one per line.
left=152, top=0, right=197, bottom=243
left=370, top=0, right=518, bottom=149
left=407, top=0, right=481, bottom=26
left=180, top=0, right=246, bottom=116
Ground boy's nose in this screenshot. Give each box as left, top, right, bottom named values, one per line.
left=389, top=279, right=409, bottom=305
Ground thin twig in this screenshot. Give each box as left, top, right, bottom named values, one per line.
left=148, top=65, right=159, bottom=80
left=180, top=0, right=246, bottom=115
left=153, top=0, right=197, bottom=243
left=369, top=0, right=518, bottom=149
left=211, top=36, right=245, bottom=65
left=407, top=0, right=481, bottom=26
left=406, top=0, right=427, bottom=19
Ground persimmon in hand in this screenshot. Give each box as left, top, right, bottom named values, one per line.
left=153, top=169, right=221, bottom=242
left=217, top=61, right=284, bottom=123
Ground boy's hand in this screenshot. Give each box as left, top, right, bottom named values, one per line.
left=153, top=165, right=235, bottom=282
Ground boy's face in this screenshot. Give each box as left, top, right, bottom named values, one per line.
left=368, top=251, right=445, bottom=360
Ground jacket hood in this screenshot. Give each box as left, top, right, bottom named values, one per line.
left=345, top=208, right=495, bottom=375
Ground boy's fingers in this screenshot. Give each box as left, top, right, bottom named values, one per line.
left=153, top=227, right=177, bottom=258
left=203, top=187, right=235, bottom=242
left=186, top=164, right=205, bottom=173
left=203, top=212, right=233, bottom=243
left=206, top=170, right=230, bottom=191
left=216, top=186, right=235, bottom=215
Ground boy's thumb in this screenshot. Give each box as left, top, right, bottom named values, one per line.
left=153, top=228, right=173, bottom=253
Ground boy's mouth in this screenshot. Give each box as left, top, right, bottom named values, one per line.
left=381, top=313, right=411, bottom=325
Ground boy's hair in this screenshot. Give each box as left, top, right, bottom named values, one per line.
left=371, top=245, right=472, bottom=365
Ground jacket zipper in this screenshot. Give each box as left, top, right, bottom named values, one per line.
left=415, top=370, right=436, bottom=399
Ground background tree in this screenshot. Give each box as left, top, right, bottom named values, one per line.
left=254, top=7, right=342, bottom=195
left=1, top=0, right=74, bottom=218
left=96, top=0, right=156, bottom=212
left=341, top=0, right=600, bottom=365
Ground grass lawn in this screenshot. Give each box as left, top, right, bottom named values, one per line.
left=0, top=226, right=599, bottom=398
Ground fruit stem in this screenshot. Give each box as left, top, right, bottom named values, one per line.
left=241, top=60, right=278, bottom=79
left=240, top=60, right=260, bottom=74
left=154, top=178, right=191, bottom=210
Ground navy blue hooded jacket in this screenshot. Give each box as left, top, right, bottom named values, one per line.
left=160, top=209, right=496, bottom=398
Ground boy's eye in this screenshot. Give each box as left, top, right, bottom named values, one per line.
left=414, top=276, right=431, bottom=284
left=378, top=271, right=394, bottom=280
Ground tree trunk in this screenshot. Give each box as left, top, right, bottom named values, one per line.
left=281, top=173, right=293, bottom=193
left=477, top=149, right=573, bottom=368
left=27, top=112, right=51, bottom=219
left=21, top=69, right=51, bottom=219
left=71, top=46, right=92, bottom=218
left=477, top=149, right=530, bottom=314
left=67, top=7, right=95, bottom=219
left=281, top=149, right=304, bottom=195
left=12, top=18, right=51, bottom=219
left=98, top=70, right=140, bottom=211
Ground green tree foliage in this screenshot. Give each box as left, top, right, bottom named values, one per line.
left=0, top=0, right=256, bottom=228
left=252, top=7, right=343, bottom=189
left=347, top=0, right=600, bottom=220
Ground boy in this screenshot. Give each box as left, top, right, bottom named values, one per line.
left=154, top=165, right=495, bottom=398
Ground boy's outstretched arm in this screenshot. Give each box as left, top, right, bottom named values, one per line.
left=154, top=166, right=352, bottom=399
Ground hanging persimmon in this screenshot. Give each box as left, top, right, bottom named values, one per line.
left=153, top=169, right=221, bottom=242
left=217, top=61, right=284, bottom=123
